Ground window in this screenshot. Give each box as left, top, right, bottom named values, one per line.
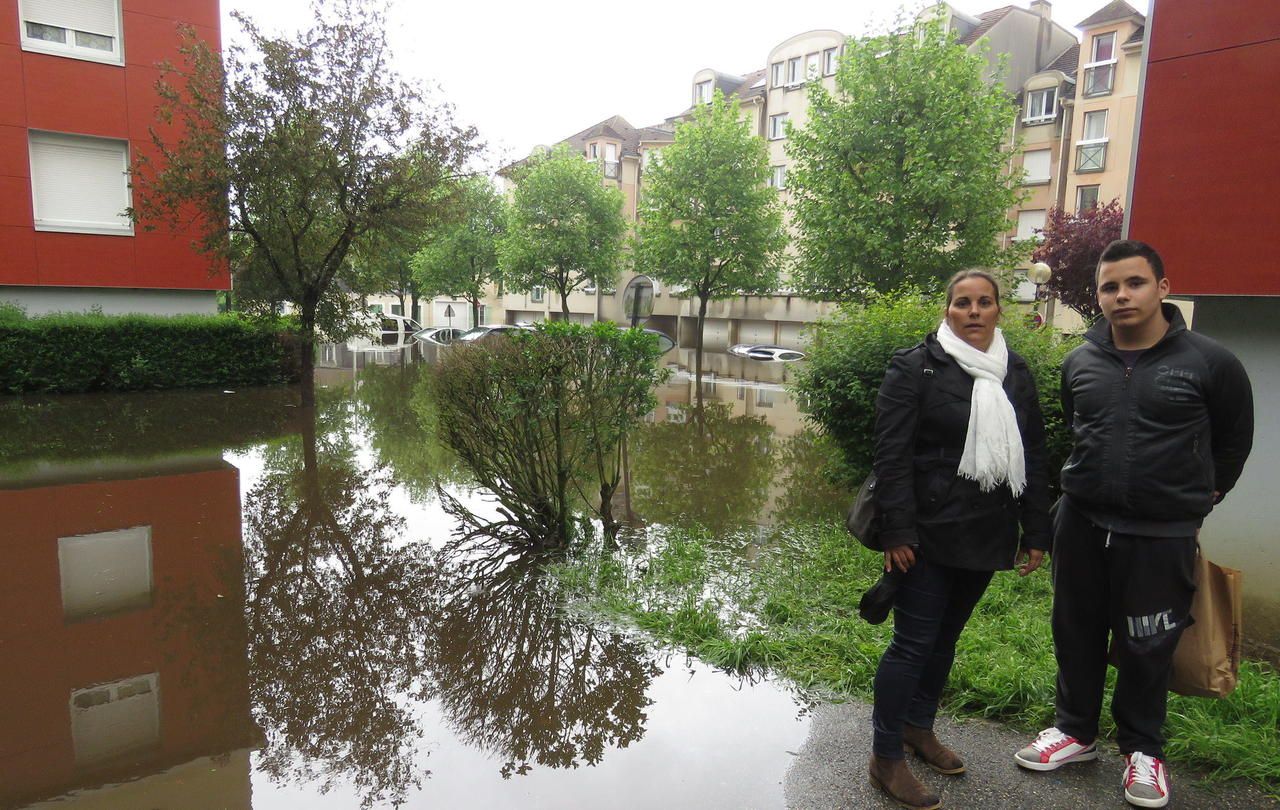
left=695, top=79, right=714, bottom=105
left=1016, top=210, right=1046, bottom=241
left=805, top=52, right=820, bottom=81
left=769, top=165, right=786, bottom=189
left=1083, top=32, right=1117, bottom=97
left=1076, top=185, right=1101, bottom=211
left=58, top=526, right=152, bottom=621
left=390, top=304, right=403, bottom=315
left=768, top=113, right=789, bottom=140
left=1024, top=87, right=1057, bottom=123
left=531, top=286, right=544, bottom=303
left=19, top=0, right=122, bottom=63
left=770, top=61, right=785, bottom=88
left=603, top=143, right=619, bottom=178
left=823, top=47, right=838, bottom=76
left=71, top=673, right=160, bottom=767
left=588, top=143, right=598, bottom=160
left=1022, top=149, right=1051, bottom=184
left=1076, top=109, right=1108, bottom=172
left=478, top=304, right=487, bottom=325
left=29, top=131, right=132, bottom=235
left=786, top=56, right=802, bottom=85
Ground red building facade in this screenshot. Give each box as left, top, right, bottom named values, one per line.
left=0, top=0, right=226, bottom=316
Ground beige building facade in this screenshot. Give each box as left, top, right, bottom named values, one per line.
left=426, top=1, right=1144, bottom=342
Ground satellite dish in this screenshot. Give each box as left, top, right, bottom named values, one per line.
left=622, top=275, right=655, bottom=327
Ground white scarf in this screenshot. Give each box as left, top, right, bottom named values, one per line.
left=935, top=320, right=1026, bottom=496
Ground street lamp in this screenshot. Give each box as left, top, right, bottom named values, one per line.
left=1027, top=261, right=1052, bottom=327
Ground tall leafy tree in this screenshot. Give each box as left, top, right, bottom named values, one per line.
left=1033, top=200, right=1124, bottom=322
left=134, top=0, right=478, bottom=406
left=787, top=17, right=1024, bottom=299
left=633, top=91, right=786, bottom=410
left=350, top=227, right=424, bottom=322
left=499, top=145, right=626, bottom=319
left=413, top=176, right=505, bottom=327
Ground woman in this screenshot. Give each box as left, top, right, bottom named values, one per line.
left=867, top=270, right=1051, bottom=810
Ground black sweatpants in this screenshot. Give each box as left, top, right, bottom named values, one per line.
left=1051, top=498, right=1197, bottom=759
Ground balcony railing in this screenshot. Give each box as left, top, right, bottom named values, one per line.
left=1083, top=63, right=1115, bottom=97
left=1076, top=142, right=1107, bottom=173
left=603, top=161, right=620, bottom=179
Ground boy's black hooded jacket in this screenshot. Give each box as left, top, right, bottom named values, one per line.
left=1059, top=303, right=1254, bottom=536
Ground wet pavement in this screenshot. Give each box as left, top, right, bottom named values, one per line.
left=787, top=701, right=1278, bottom=809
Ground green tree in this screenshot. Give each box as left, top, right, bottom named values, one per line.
left=499, top=146, right=626, bottom=319
left=134, top=1, right=478, bottom=406
left=413, top=176, right=505, bottom=327
left=787, top=17, right=1024, bottom=299
left=634, top=91, right=787, bottom=410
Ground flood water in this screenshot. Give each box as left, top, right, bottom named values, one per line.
left=4, top=342, right=1277, bottom=809
left=0, top=346, right=837, bottom=810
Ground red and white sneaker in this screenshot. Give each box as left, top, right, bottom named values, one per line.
left=1014, top=727, right=1099, bottom=771
left=1122, top=752, right=1170, bottom=808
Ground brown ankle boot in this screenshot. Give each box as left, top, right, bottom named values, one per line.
left=869, top=754, right=942, bottom=809
left=902, top=725, right=965, bottom=775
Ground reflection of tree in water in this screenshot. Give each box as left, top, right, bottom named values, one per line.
left=352, top=361, right=467, bottom=501
left=771, top=428, right=850, bottom=526
left=242, top=404, right=436, bottom=808
left=629, top=402, right=775, bottom=534
left=427, top=538, right=660, bottom=778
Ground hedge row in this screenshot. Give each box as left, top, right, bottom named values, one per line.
left=0, top=312, right=300, bottom=394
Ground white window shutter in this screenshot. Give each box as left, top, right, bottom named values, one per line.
left=29, top=131, right=133, bottom=233
left=1023, top=149, right=1051, bottom=183
left=23, top=0, right=118, bottom=36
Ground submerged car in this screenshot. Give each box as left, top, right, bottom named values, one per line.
left=412, top=326, right=465, bottom=346
left=456, top=324, right=531, bottom=343
left=728, top=344, right=806, bottom=362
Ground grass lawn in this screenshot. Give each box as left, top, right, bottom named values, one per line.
left=553, top=521, right=1280, bottom=796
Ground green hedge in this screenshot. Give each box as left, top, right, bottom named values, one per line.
left=0, top=312, right=299, bottom=394
left=791, top=290, right=1081, bottom=490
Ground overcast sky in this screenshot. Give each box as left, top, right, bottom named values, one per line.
left=222, top=0, right=1150, bottom=168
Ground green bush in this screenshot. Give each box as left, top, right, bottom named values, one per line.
left=433, top=321, right=667, bottom=546
left=0, top=312, right=298, bottom=394
left=791, top=290, right=1080, bottom=489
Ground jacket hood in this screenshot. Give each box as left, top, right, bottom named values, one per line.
left=1084, top=302, right=1187, bottom=350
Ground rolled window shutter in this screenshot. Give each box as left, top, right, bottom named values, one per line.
left=30, top=132, right=132, bottom=232
left=22, top=0, right=118, bottom=37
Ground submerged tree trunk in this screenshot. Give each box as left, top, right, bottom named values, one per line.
left=299, top=301, right=317, bottom=408
left=559, top=281, right=571, bottom=320
left=694, top=293, right=708, bottom=418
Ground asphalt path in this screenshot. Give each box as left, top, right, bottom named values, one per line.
left=783, top=700, right=1278, bottom=809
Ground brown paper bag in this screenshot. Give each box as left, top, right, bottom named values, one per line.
left=1169, top=554, right=1243, bottom=698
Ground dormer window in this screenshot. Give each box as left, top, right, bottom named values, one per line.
left=588, top=143, right=599, bottom=160
left=1083, top=32, right=1117, bottom=97
left=1024, top=87, right=1057, bottom=124
left=695, top=79, right=714, bottom=105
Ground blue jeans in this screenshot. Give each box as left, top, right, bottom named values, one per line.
left=871, top=556, right=993, bottom=759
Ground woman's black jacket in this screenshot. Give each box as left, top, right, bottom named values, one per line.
left=871, top=333, right=1052, bottom=571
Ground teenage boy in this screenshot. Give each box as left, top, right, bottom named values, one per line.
left=1013, top=240, right=1254, bottom=808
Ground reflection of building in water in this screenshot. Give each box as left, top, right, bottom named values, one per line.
left=651, top=349, right=807, bottom=439
left=0, top=457, right=255, bottom=808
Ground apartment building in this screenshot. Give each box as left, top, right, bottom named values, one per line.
left=0, top=0, right=226, bottom=316
left=460, top=1, right=1139, bottom=345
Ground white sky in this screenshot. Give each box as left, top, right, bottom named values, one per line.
left=222, top=0, right=1149, bottom=169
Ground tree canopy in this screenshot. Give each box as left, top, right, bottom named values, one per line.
left=1033, top=200, right=1124, bottom=322
left=498, top=145, right=626, bottom=318
left=787, top=17, right=1024, bottom=299
left=134, top=0, right=478, bottom=404
left=413, top=176, right=505, bottom=327
left=633, top=90, right=786, bottom=408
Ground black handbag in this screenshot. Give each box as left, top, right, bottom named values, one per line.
left=845, top=352, right=935, bottom=553
left=846, top=473, right=882, bottom=550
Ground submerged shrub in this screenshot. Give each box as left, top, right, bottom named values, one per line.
left=433, top=321, right=667, bottom=546
left=791, top=289, right=1079, bottom=489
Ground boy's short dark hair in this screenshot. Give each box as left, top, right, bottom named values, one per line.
left=1097, top=239, right=1165, bottom=280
